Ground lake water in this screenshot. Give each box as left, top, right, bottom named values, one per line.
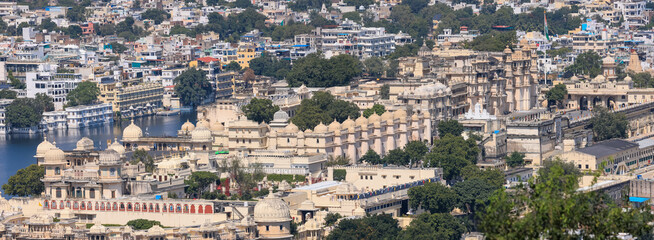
left=0, top=112, right=197, bottom=194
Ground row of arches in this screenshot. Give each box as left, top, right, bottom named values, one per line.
left=44, top=200, right=213, bottom=214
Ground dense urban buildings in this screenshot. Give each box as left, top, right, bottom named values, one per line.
left=3, top=0, right=654, bottom=238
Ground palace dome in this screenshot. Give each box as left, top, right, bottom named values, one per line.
left=191, top=125, right=212, bottom=142
left=625, top=75, right=633, bottom=82
left=36, top=136, right=54, bottom=156
left=381, top=111, right=394, bottom=122
left=411, top=113, right=420, bottom=121
left=273, top=110, right=290, bottom=122
left=603, top=56, right=615, bottom=65
left=180, top=120, right=195, bottom=132
left=210, top=120, right=224, bottom=132
left=147, top=225, right=165, bottom=236
left=314, top=122, right=328, bottom=133
left=254, top=191, right=291, bottom=223
left=99, top=150, right=121, bottom=165
left=108, top=138, right=125, bottom=156
left=394, top=109, right=407, bottom=119
left=44, top=146, right=66, bottom=164
left=75, top=137, right=94, bottom=151
left=328, top=121, right=341, bottom=132
left=341, top=117, right=355, bottom=130
left=368, top=113, right=381, bottom=122
left=123, top=120, right=143, bottom=141
left=285, top=122, right=299, bottom=133
left=355, top=116, right=368, bottom=126
left=410, top=83, right=449, bottom=97
left=90, top=224, right=108, bottom=234
left=196, top=119, right=210, bottom=129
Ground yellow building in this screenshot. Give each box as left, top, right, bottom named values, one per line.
left=236, top=43, right=261, bottom=69
left=98, top=81, right=164, bottom=117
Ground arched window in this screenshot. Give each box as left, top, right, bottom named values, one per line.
left=44, top=201, right=49, bottom=208
left=66, top=201, right=71, bottom=208
left=80, top=202, right=85, bottom=209
left=110, top=168, right=116, bottom=176
left=120, top=203, right=125, bottom=211
left=205, top=205, right=212, bottom=214
left=95, top=202, right=99, bottom=210
left=100, top=203, right=105, bottom=210
left=51, top=201, right=56, bottom=209
left=89, top=188, right=95, bottom=199
left=142, top=203, right=147, bottom=211
left=155, top=204, right=159, bottom=212
left=112, top=203, right=118, bottom=210
left=190, top=205, right=195, bottom=214
left=127, top=203, right=132, bottom=211
left=55, top=167, right=61, bottom=175
left=59, top=201, right=64, bottom=209
left=163, top=204, right=167, bottom=212
left=56, top=187, right=62, bottom=198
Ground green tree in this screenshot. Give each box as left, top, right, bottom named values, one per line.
left=460, top=165, right=505, bottom=188
left=408, top=182, right=458, bottom=213
left=386, top=60, right=399, bottom=78
left=480, top=160, right=654, bottom=239
left=424, top=134, right=479, bottom=181
left=565, top=51, right=602, bottom=78
left=589, top=106, right=629, bottom=141
left=67, top=81, right=100, bottom=106
left=437, top=119, right=464, bottom=138
left=184, top=171, right=219, bottom=198
left=362, top=104, right=386, bottom=118
left=324, top=212, right=342, bottom=226
left=39, top=18, right=58, bottom=32
left=242, top=98, right=280, bottom=123
left=342, top=11, right=362, bottom=22
left=380, top=84, right=390, bottom=99
left=126, top=219, right=162, bottom=230
left=66, top=5, right=87, bottom=22
left=6, top=98, right=43, bottom=128
left=333, top=169, right=346, bottom=181
left=174, top=68, right=212, bottom=108
left=464, top=31, right=516, bottom=52
left=359, top=149, right=382, bottom=164
left=402, top=0, right=428, bottom=13
left=130, top=149, right=154, bottom=172
left=363, top=57, right=385, bottom=78
left=404, top=140, right=428, bottom=166
left=2, top=164, right=44, bottom=197
left=65, top=25, right=83, bottom=39
left=0, top=89, right=17, bottom=99
left=399, top=213, right=466, bottom=240
left=35, top=93, right=55, bottom=112
left=546, top=83, right=568, bottom=108
left=290, top=92, right=360, bottom=130
left=8, top=71, right=25, bottom=89
left=224, top=61, right=242, bottom=72
left=383, top=148, right=410, bottom=166
left=141, top=9, right=171, bottom=24
left=452, top=178, right=499, bottom=214
left=327, top=214, right=401, bottom=240
left=248, top=52, right=291, bottom=79
left=110, top=42, right=128, bottom=54
left=287, top=53, right=362, bottom=87
left=505, top=151, right=525, bottom=168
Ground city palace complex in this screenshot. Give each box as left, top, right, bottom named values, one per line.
left=6, top=0, right=654, bottom=238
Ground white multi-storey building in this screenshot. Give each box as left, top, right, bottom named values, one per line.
left=319, top=20, right=401, bottom=59
left=614, top=0, right=648, bottom=28
left=25, top=72, right=83, bottom=110
left=65, top=103, right=113, bottom=129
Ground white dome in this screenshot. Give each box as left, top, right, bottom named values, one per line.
left=147, top=225, right=165, bottom=236
left=273, top=110, right=289, bottom=122
left=196, top=119, right=210, bottom=128
left=75, top=137, right=94, bottom=151
left=254, top=191, right=291, bottom=223
left=341, top=117, right=355, bottom=130
left=89, top=224, right=108, bottom=234
left=285, top=122, right=299, bottom=133
left=123, top=120, right=143, bottom=141
left=44, top=146, right=66, bottom=164
left=108, top=139, right=125, bottom=156
left=36, top=136, right=54, bottom=156
left=603, top=56, right=615, bottom=64
left=314, top=122, right=328, bottom=133
left=180, top=120, right=195, bottom=132
left=210, top=120, right=224, bottom=132
left=191, top=125, right=212, bottom=142
left=98, top=150, right=121, bottom=165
